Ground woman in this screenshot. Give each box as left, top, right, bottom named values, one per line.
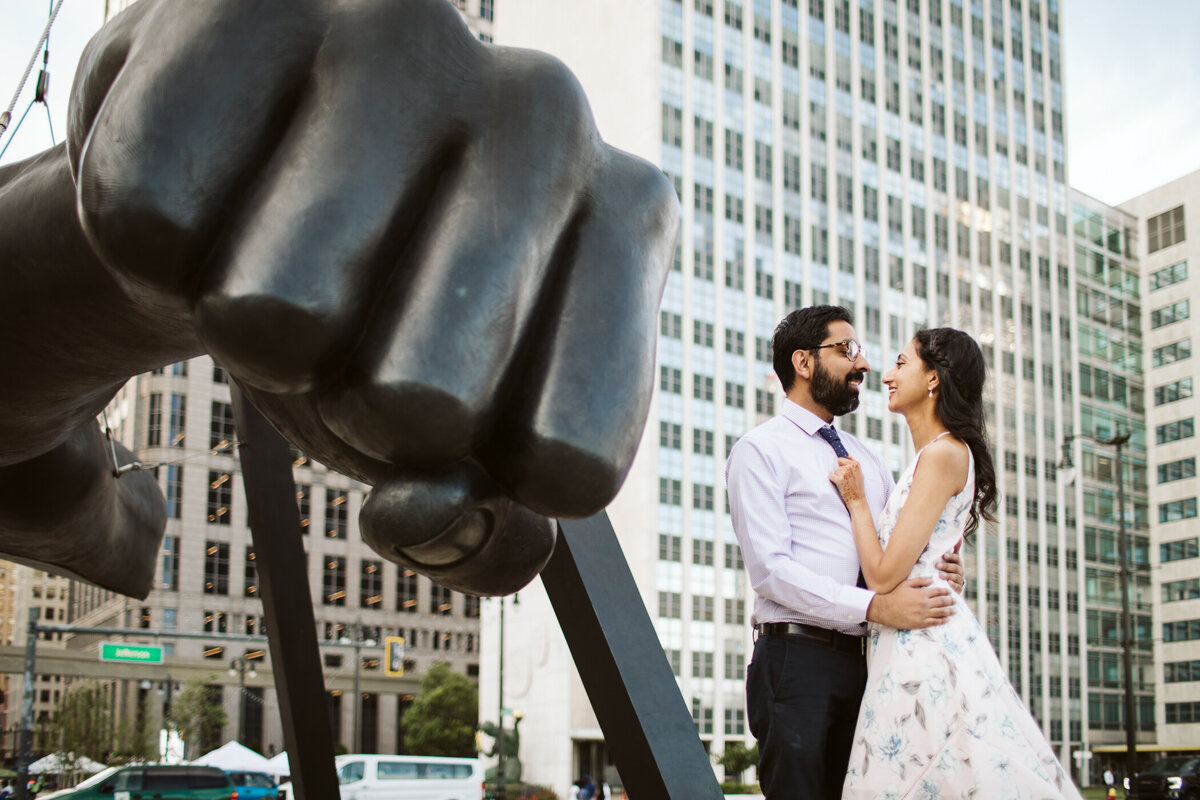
left=829, top=328, right=1082, bottom=799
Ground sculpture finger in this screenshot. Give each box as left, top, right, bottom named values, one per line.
left=317, top=47, right=603, bottom=466
left=193, top=0, right=485, bottom=393
left=478, top=151, right=680, bottom=518
left=74, top=0, right=323, bottom=305
left=360, top=461, right=556, bottom=596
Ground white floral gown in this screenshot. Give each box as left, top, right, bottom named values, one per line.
left=842, top=439, right=1082, bottom=800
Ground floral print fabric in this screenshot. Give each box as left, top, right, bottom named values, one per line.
left=841, top=443, right=1082, bottom=800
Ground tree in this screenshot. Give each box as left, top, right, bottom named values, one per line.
left=718, top=741, right=758, bottom=782
left=48, top=681, right=113, bottom=783
left=168, top=676, right=227, bottom=759
left=402, top=662, right=478, bottom=757
left=111, top=692, right=156, bottom=764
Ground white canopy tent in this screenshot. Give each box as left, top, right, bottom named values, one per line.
left=190, top=740, right=272, bottom=772
left=264, top=751, right=290, bottom=779
left=29, top=753, right=107, bottom=775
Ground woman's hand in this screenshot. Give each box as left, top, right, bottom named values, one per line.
left=829, top=457, right=868, bottom=508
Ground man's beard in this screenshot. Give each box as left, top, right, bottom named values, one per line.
left=811, top=358, right=863, bottom=417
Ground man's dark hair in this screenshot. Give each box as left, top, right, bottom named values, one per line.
left=772, top=305, right=854, bottom=391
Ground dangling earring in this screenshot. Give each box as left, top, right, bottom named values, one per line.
left=928, top=387, right=934, bottom=398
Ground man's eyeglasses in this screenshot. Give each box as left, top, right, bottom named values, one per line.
left=812, top=338, right=862, bottom=361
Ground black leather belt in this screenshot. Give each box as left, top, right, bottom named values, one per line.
left=754, top=622, right=866, bottom=654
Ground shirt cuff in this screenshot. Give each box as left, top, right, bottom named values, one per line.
left=837, top=584, right=875, bottom=625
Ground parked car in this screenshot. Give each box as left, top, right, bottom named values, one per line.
left=45, top=766, right=237, bottom=799
left=226, top=770, right=279, bottom=799
left=1126, top=756, right=1200, bottom=799
left=277, top=755, right=484, bottom=800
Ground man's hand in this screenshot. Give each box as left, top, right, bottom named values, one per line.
left=937, top=548, right=966, bottom=594
left=865, top=577, right=955, bottom=629
left=1, top=0, right=679, bottom=597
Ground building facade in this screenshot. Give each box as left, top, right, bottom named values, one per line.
left=1122, top=169, right=1200, bottom=750
left=484, top=0, right=1149, bottom=794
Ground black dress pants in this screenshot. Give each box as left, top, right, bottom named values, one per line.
left=746, top=632, right=868, bottom=800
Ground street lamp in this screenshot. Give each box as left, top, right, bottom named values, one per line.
left=228, top=657, right=258, bottom=744
left=1059, top=429, right=1137, bottom=781
left=495, top=594, right=519, bottom=800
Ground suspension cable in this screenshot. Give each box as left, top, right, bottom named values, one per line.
left=0, top=0, right=66, bottom=139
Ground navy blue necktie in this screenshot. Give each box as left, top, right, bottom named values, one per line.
left=817, top=425, right=850, bottom=458
left=819, top=425, right=867, bottom=589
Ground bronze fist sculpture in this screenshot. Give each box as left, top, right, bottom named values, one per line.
left=0, top=0, right=678, bottom=597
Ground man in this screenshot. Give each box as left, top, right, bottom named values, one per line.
left=726, top=306, right=964, bottom=800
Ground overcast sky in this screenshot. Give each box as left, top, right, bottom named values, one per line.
left=1, top=0, right=1197, bottom=206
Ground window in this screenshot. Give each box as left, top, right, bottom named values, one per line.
left=691, top=539, right=714, bottom=566
left=659, top=478, right=682, bottom=505
left=1164, top=579, right=1200, bottom=603
left=209, top=401, right=235, bottom=453
left=168, top=394, right=186, bottom=447
left=1150, top=260, right=1188, bottom=291
left=204, top=542, right=229, bottom=595
left=1155, top=378, right=1194, bottom=406
left=657, top=591, right=682, bottom=618
left=660, top=421, right=682, bottom=449
left=660, top=365, right=683, bottom=394
left=244, top=546, right=258, bottom=597
left=1148, top=205, right=1186, bottom=253
left=1153, top=339, right=1192, bottom=367
left=203, top=610, right=228, bottom=633
left=323, top=556, right=346, bottom=606
left=1151, top=299, right=1189, bottom=329
left=430, top=584, right=452, bottom=615
left=660, top=310, right=683, bottom=338
left=207, top=471, right=232, bottom=524
left=1166, top=660, right=1200, bottom=683
left=1159, top=498, right=1198, bottom=523
left=693, top=375, right=714, bottom=401
left=755, top=388, right=776, bottom=415
left=165, top=465, right=183, bottom=519
left=1159, top=458, right=1197, bottom=484
left=397, top=569, right=418, bottom=612
left=691, top=650, right=714, bottom=678
left=724, top=381, right=745, bottom=408
left=1167, top=702, right=1200, bottom=724
left=361, top=560, right=383, bottom=608
left=693, top=428, right=714, bottom=456
left=146, top=393, right=163, bottom=447
left=1156, top=418, right=1195, bottom=444
left=691, top=595, right=714, bottom=621
left=659, top=533, right=682, bottom=562
left=160, top=535, right=180, bottom=590
left=325, top=489, right=348, bottom=539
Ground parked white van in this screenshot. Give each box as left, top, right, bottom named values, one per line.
left=335, top=754, right=485, bottom=800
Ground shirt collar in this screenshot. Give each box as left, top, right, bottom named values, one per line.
left=781, top=398, right=837, bottom=436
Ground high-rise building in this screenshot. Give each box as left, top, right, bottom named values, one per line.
left=1121, top=169, right=1200, bottom=749
left=1067, top=189, right=1152, bottom=763
left=485, top=0, right=1147, bottom=793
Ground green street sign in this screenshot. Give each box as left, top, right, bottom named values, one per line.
left=99, top=642, right=164, bottom=664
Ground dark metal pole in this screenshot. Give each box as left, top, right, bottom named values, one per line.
left=15, top=607, right=37, bottom=800
left=352, top=627, right=361, bottom=754
left=542, top=514, right=723, bottom=800
left=1112, top=433, right=1137, bottom=779
left=231, top=386, right=340, bottom=800
left=496, top=598, right=506, bottom=800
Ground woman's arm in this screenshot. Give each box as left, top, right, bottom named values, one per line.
left=833, top=440, right=969, bottom=593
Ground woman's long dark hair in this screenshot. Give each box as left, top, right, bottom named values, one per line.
left=914, top=328, right=997, bottom=539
